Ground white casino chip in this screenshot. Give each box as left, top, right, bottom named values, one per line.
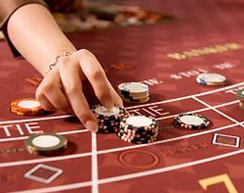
left=95, top=106, right=120, bottom=116
left=25, top=133, right=68, bottom=155
left=32, top=135, right=60, bottom=148
left=179, top=115, right=205, bottom=126
left=10, top=98, right=45, bottom=116
left=18, top=100, right=41, bottom=109
left=125, top=115, right=153, bottom=127
left=197, top=73, right=226, bottom=84
left=119, top=82, right=149, bottom=93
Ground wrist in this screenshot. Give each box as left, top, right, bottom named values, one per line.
left=45, top=50, right=75, bottom=75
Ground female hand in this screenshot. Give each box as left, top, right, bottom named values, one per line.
left=36, top=49, right=123, bottom=132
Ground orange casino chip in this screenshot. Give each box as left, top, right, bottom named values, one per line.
left=10, top=98, right=46, bottom=116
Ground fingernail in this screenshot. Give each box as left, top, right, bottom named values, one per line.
left=85, top=120, right=98, bottom=133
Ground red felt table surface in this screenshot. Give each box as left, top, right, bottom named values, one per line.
left=0, top=0, right=243, bottom=193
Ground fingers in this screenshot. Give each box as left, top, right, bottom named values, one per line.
left=75, top=49, right=123, bottom=109
left=35, top=91, right=55, bottom=111
left=36, top=71, right=72, bottom=113
left=58, top=57, right=98, bottom=133
left=111, top=87, right=124, bottom=107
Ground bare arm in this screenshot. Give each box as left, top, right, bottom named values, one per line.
left=7, top=4, right=123, bottom=132
left=7, top=4, right=76, bottom=74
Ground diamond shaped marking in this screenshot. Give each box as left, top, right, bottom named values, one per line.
left=24, top=164, right=63, bottom=184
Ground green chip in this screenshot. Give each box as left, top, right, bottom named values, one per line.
left=25, top=133, right=67, bottom=155
left=236, top=89, right=244, bottom=100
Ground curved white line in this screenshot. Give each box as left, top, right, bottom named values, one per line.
left=11, top=149, right=244, bottom=193
left=1, top=82, right=243, bottom=125
left=0, top=122, right=242, bottom=169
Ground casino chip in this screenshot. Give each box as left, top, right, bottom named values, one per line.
left=25, top=133, right=68, bottom=156
left=117, top=115, right=159, bottom=144
left=174, top=113, right=210, bottom=130
left=236, top=89, right=244, bottom=110
left=196, top=73, right=226, bottom=86
left=236, top=89, right=244, bottom=101
left=10, top=98, right=46, bottom=116
left=118, top=82, right=150, bottom=103
left=93, top=105, right=128, bottom=133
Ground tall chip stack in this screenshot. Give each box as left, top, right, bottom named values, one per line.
left=118, top=82, right=150, bottom=103
left=116, top=115, right=159, bottom=144
left=93, top=105, right=128, bottom=133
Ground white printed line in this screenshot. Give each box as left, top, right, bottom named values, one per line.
left=192, top=97, right=244, bottom=127
left=1, top=122, right=242, bottom=169
left=157, top=100, right=238, bottom=121
left=0, top=151, right=92, bottom=168
left=157, top=107, right=210, bottom=120
left=98, top=122, right=243, bottom=155
left=0, top=114, right=73, bottom=125
left=0, top=100, right=237, bottom=143
left=0, top=129, right=88, bottom=143
left=11, top=181, right=92, bottom=193
left=58, top=129, right=88, bottom=135
left=212, top=100, right=239, bottom=108
left=91, top=133, right=99, bottom=193
left=1, top=82, right=243, bottom=125
left=0, top=136, right=27, bottom=142
left=126, top=82, right=244, bottom=110
left=98, top=149, right=244, bottom=185
left=12, top=149, right=244, bottom=193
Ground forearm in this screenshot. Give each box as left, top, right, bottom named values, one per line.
left=7, top=4, right=76, bottom=75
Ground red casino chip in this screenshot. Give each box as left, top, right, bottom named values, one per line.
left=10, top=98, right=46, bottom=116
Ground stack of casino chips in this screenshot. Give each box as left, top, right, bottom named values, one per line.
left=116, top=115, right=159, bottom=144
left=174, top=113, right=210, bottom=130
left=236, top=89, right=244, bottom=110
left=196, top=73, right=227, bottom=86
left=93, top=105, right=128, bottom=133
left=118, top=82, right=150, bottom=103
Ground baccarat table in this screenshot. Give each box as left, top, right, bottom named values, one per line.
left=0, top=0, right=243, bottom=192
